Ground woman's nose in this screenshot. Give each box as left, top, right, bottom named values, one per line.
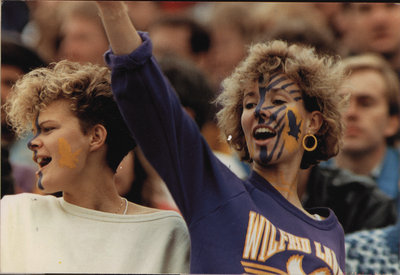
left=27, top=136, right=42, bottom=151
left=254, top=104, right=272, bottom=122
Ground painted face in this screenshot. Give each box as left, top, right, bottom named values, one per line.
left=27, top=100, right=90, bottom=193
left=241, top=73, right=309, bottom=168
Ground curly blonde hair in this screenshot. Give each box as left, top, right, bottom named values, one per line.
left=215, top=40, right=348, bottom=168
left=5, top=60, right=135, bottom=171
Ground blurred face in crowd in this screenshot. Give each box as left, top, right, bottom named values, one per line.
left=150, top=25, right=192, bottom=60
left=340, top=69, right=398, bottom=155
left=58, top=15, right=108, bottom=65
left=1, top=65, right=22, bottom=126
left=346, top=3, right=400, bottom=55
left=207, top=26, right=247, bottom=87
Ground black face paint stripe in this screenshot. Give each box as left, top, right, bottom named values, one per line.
left=273, top=112, right=286, bottom=130
left=260, top=123, right=285, bottom=164
left=260, top=146, right=267, bottom=164
left=277, top=141, right=285, bottom=160
left=255, top=76, right=267, bottom=123
left=265, top=76, right=289, bottom=91
left=27, top=116, right=40, bottom=155
left=281, top=82, right=296, bottom=90
left=268, top=72, right=281, bottom=82
left=289, top=89, right=302, bottom=94
left=27, top=117, right=45, bottom=190
left=265, top=105, right=286, bottom=126
left=266, top=123, right=285, bottom=163
left=37, top=172, right=44, bottom=190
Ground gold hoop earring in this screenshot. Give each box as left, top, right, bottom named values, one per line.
left=302, top=134, right=317, bottom=152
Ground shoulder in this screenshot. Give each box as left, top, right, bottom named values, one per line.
left=143, top=210, right=188, bottom=233
left=1, top=193, right=59, bottom=214
left=2, top=192, right=54, bottom=204
left=147, top=209, right=187, bottom=225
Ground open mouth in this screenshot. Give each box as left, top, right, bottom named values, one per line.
left=36, top=157, right=52, bottom=168
left=253, top=126, right=276, bottom=140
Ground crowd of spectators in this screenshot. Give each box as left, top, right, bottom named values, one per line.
left=2, top=2, right=399, bottom=273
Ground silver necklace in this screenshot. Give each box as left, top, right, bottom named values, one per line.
left=116, top=197, right=128, bottom=215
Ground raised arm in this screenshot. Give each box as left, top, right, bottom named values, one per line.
left=96, top=1, right=244, bottom=224
left=96, top=1, right=141, bottom=55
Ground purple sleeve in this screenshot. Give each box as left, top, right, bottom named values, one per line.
left=105, top=32, right=243, bottom=224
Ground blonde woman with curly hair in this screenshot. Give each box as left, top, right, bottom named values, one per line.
left=98, top=2, right=347, bottom=273
left=1, top=60, right=189, bottom=273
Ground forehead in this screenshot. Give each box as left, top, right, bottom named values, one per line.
left=245, top=73, right=300, bottom=93
left=345, top=69, right=386, bottom=98
left=37, top=100, right=74, bottom=122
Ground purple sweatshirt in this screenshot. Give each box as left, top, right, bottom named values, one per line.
left=105, top=32, right=345, bottom=274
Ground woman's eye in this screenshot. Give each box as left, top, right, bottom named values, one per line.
left=245, top=103, right=256, bottom=109
left=272, top=99, right=286, bottom=105
left=42, top=127, right=55, bottom=133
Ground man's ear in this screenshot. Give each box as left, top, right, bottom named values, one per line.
left=384, top=114, right=400, bottom=138
left=89, top=124, right=107, bottom=152
left=307, top=111, right=323, bottom=135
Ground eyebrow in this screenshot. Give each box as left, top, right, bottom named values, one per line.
left=37, top=120, right=57, bottom=127
left=270, top=86, right=302, bottom=96
left=243, top=91, right=257, bottom=98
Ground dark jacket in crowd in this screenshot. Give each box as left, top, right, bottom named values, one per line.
left=303, top=165, right=397, bottom=234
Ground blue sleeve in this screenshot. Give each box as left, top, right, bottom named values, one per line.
left=105, top=32, right=244, bottom=225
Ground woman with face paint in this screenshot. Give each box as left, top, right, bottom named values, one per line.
left=1, top=60, right=190, bottom=273
left=98, top=2, right=348, bottom=273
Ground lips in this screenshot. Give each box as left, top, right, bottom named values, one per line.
left=345, top=125, right=362, bottom=136
left=253, top=125, right=276, bottom=140
left=35, top=156, right=52, bottom=168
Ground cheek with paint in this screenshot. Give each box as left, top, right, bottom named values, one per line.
left=282, top=106, right=303, bottom=154
left=58, top=137, right=82, bottom=168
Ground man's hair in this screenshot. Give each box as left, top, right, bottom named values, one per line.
left=5, top=60, right=135, bottom=172
left=216, top=40, right=347, bottom=169
left=342, top=54, right=400, bottom=145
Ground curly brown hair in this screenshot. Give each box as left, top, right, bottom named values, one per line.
left=5, top=60, right=135, bottom=172
left=215, top=40, right=348, bottom=169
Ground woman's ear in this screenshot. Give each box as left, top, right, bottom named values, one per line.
left=307, top=111, right=323, bottom=134
left=89, top=124, right=108, bottom=152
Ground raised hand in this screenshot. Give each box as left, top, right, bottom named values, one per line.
left=96, top=1, right=142, bottom=55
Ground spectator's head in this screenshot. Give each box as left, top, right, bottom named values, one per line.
left=5, top=60, right=135, bottom=179
left=216, top=40, right=347, bottom=169
left=158, top=55, right=216, bottom=130
left=1, top=35, right=46, bottom=144
left=56, top=1, right=108, bottom=65
left=340, top=54, right=400, bottom=155
left=205, top=3, right=255, bottom=89
left=342, top=3, right=400, bottom=57
left=149, top=15, right=210, bottom=68
left=254, top=4, right=338, bottom=56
